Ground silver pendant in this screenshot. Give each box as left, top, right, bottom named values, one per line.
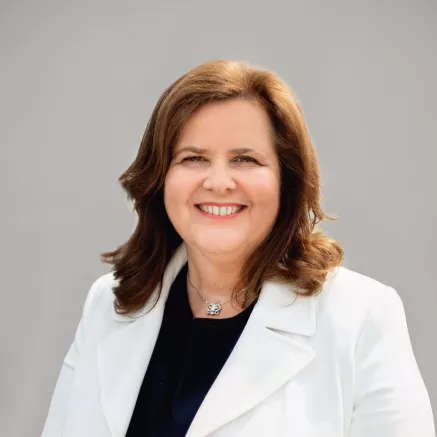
left=207, top=302, right=222, bottom=316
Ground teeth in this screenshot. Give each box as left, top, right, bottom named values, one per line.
left=199, top=205, right=244, bottom=216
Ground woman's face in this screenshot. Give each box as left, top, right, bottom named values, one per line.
left=164, top=98, right=281, bottom=258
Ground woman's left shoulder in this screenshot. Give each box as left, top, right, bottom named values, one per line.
left=315, top=266, right=403, bottom=329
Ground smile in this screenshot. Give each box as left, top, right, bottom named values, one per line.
left=196, top=204, right=247, bottom=217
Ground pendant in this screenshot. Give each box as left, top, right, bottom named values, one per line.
left=207, top=302, right=222, bottom=316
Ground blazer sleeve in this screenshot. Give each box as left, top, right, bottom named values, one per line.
left=40, top=276, right=102, bottom=437
left=349, top=285, right=436, bottom=437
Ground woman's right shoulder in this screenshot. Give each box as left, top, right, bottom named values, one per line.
left=82, top=271, right=119, bottom=316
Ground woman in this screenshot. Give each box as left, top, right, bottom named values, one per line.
left=41, top=60, right=435, bottom=437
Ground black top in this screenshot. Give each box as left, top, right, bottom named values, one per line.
left=125, top=263, right=257, bottom=437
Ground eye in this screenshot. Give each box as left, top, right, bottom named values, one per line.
left=233, top=156, right=258, bottom=164
left=182, top=156, right=206, bottom=162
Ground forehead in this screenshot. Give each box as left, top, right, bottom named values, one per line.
left=174, top=99, right=274, bottom=151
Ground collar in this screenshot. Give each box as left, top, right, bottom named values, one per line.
left=111, top=243, right=333, bottom=337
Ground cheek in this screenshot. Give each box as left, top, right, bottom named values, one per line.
left=165, top=169, right=188, bottom=202
left=164, top=168, right=199, bottom=216
left=244, top=171, right=280, bottom=208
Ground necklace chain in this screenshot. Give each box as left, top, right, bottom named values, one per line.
left=187, top=273, right=247, bottom=316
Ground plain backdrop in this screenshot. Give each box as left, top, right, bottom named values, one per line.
left=1, top=0, right=436, bottom=435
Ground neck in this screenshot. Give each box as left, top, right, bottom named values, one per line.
left=185, top=246, right=245, bottom=301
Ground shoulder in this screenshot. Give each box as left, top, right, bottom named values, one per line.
left=319, top=265, right=398, bottom=307
left=81, top=271, right=119, bottom=316
left=320, top=266, right=396, bottom=304
left=314, top=266, right=404, bottom=337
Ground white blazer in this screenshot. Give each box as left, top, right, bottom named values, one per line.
left=41, top=244, right=435, bottom=437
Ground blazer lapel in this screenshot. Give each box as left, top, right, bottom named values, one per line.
left=96, top=245, right=188, bottom=437
left=97, top=307, right=162, bottom=437
left=186, top=280, right=318, bottom=437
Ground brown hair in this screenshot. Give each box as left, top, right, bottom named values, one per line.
left=100, top=60, right=344, bottom=315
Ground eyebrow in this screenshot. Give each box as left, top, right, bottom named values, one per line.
left=174, top=146, right=207, bottom=155
left=174, top=146, right=264, bottom=156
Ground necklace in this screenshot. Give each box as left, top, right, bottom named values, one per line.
left=187, top=274, right=247, bottom=316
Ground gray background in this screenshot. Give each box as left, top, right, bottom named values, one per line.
left=1, top=0, right=436, bottom=435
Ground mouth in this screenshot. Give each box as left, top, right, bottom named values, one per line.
left=195, top=204, right=247, bottom=217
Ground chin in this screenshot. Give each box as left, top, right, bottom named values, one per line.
left=194, top=236, right=248, bottom=256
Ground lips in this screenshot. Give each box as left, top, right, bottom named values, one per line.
left=195, top=204, right=247, bottom=217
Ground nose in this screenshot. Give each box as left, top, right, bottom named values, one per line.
left=203, top=161, right=236, bottom=193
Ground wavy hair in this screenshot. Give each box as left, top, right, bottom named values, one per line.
left=100, top=60, right=344, bottom=315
